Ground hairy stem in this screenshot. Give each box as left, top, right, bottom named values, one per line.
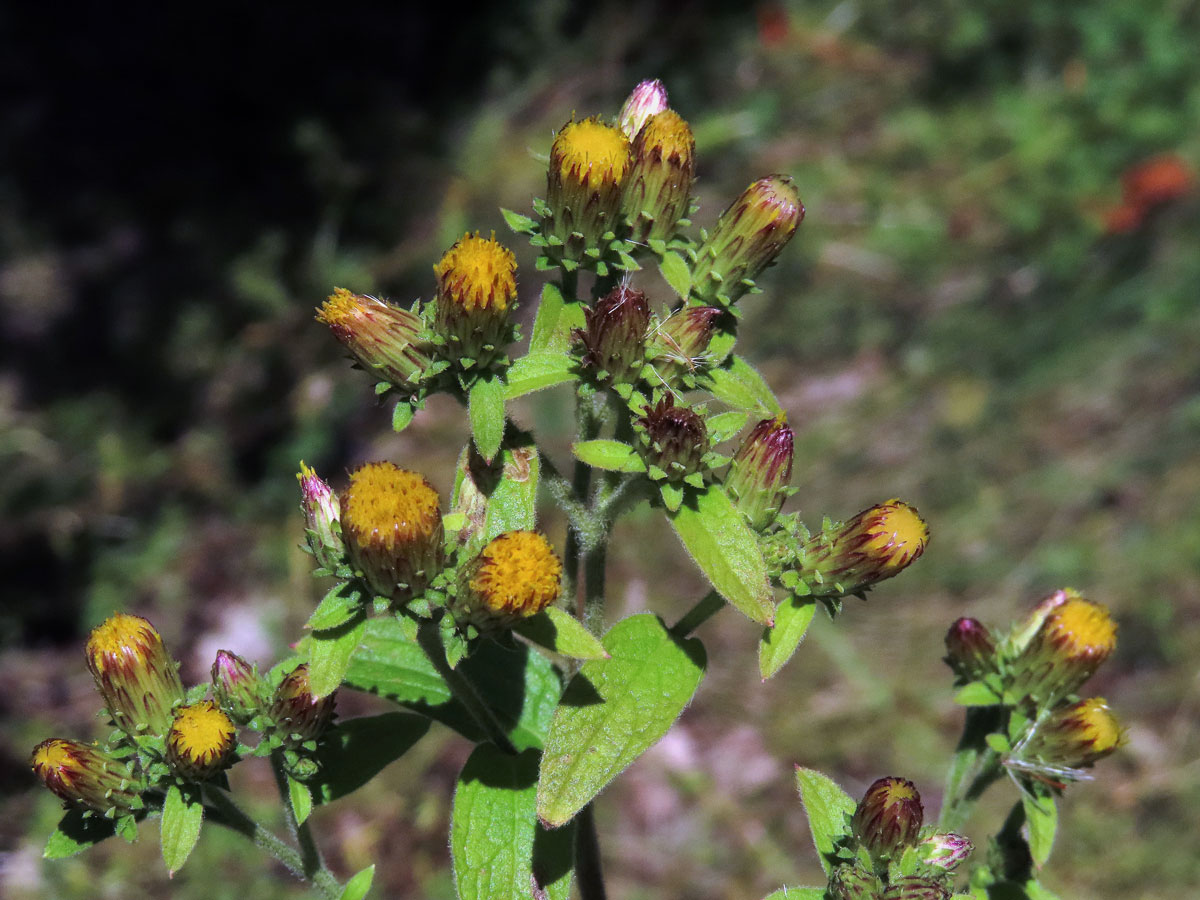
left=938, top=705, right=1006, bottom=832
left=271, top=752, right=328, bottom=886
left=575, top=803, right=608, bottom=900
left=670, top=590, right=724, bottom=637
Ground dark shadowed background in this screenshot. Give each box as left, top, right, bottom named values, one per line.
left=2, top=2, right=1198, bottom=898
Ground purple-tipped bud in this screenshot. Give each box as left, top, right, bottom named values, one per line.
left=32, top=739, right=143, bottom=814
left=647, top=306, right=724, bottom=385
left=316, top=289, right=432, bottom=392
left=1016, top=697, right=1125, bottom=771
left=691, top=174, right=804, bottom=305
left=944, top=617, right=996, bottom=683
left=1009, top=590, right=1117, bottom=704
left=880, top=876, right=950, bottom=900
left=918, top=831, right=974, bottom=871
left=622, top=109, right=696, bottom=244
left=85, top=614, right=185, bottom=737
left=796, top=500, right=929, bottom=598
left=575, top=283, right=651, bottom=385
left=297, top=462, right=344, bottom=570
left=269, top=664, right=336, bottom=745
left=829, top=865, right=883, bottom=900
left=636, top=395, right=710, bottom=482
left=618, top=79, right=669, bottom=139
left=211, top=650, right=266, bottom=724
left=725, top=415, right=794, bottom=531
left=851, top=776, right=924, bottom=861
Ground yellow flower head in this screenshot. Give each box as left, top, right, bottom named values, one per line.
left=316, top=289, right=430, bottom=390
left=31, top=738, right=141, bottom=813
left=1043, top=595, right=1118, bottom=663
left=86, top=614, right=185, bottom=737
left=1011, top=591, right=1117, bottom=703
left=1018, top=697, right=1125, bottom=771
left=166, top=701, right=237, bottom=780
left=340, top=462, right=444, bottom=600
left=857, top=500, right=930, bottom=574
left=798, top=499, right=929, bottom=597
left=434, top=233, right=517, bottom=313
left=467, top=531, right=562, bottom=621
left=552, top=118, right=632, bottom=192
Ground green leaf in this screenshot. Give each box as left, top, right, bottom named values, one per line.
left=344, top=617, right=561, bottom=751
left=307, top=581, right=364, bottom=632
left=954, top=681, right=1003, bottom=706
left=795, top=766, right=856, bottom=875
left=986, top=733, right=1012, bottom=754
left=537, top=614, right=706, bottom=827
left=288, top=776, right=313, bottom=826
left=571, top=439, right=647, bottom=473
left=704, top=355, right=783, bottom=415
left=660, top=481, right=685, bottom=512
left=500, top=207, right=537, bottom=234
left=1024, top=880, right=1064, bottom=900
left=706, top=410, right=749, bottom=443
left=310, top=712, right=430, bottom=804
left=160, top=785, right=203, bottom=875
left=392, top=401, right=415, bottom=433
left=44, top=809, right=117, bottom=859
left=308, top=613, right=367, bottom=698
left=468, top=374, right=506, bottom=463
left=530, top=282, right=585, bottom=354
left=1022, top=790, right=1057, bottom=868
left=338, top=865, right=376, bottom=900
left=670, top=485, right=775, bottom=625
left=759, top=599, right=817, bottom=680
left=505, top=352, right=577, bottom=399
left=483, top=444, right=541, bottom=543
left=513, top=607, right=610, bottom=661
left=453, top=746, right=575, bottom=900
left=658, top=251, right=692, bottom=299
left=761, top=889, right=826, bottom=900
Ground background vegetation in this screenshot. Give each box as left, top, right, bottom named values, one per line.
left=2, top=2, right=1197, bottom=898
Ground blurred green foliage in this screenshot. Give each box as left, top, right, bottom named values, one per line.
left=3, top=1, right=1198, bottom=898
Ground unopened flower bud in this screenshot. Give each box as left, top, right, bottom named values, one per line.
left=622, top=109, right=695, bottom=244
left=31, top=739, right=143, bottom=814
left=851, top=776, right=924, bottom=861
left=1010, top=591, right=1117, bottom=703
left=725, top=415, right=794, bottom=531
left=797, top=500, right=929, bottom=597
left=637, top=395, right=710, bottom=482
left=647, top=306, right=723, bottom=384
left=919, top=831, right=973, bottom=871
left=545, top=118, right=632, bottom=261
left=340, top=462, right=444, bottom=602
left=211, top=650, right=266, bottom=724
left=166, top=701, right=237, bottom=780
left=829, top=864, right=882, bottom=900
left=456, top=531, right=563, bottom=628
left=269, top=664, right=336, bottom=744
left=433, top=232, right=518, bottom=367
left=944, top=617, right=996, bottom=682
left=618, top=79, right=669, bottom=139
left=86, top=614, right=185, bottom=737
left=1018, top=697, right=1125, bottom=769
left=576, top=282, right=651, bottom=385
left=316, top=289, right=432, bottom=392
left=691, top=174, right=804, bottom=305
left=297, top=462, right=343, bottom=569
left=881, top=876, right=950, bottom=900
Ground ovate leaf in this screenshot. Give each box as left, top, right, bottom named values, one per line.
left=310, top=713, right=430, bottom=804
left=670, top=485, right=775, bottom=625
left=505, top=352, right=577, bottom=399
left=308, top=613, right=367, bottom=698
left=571, top=439, right=647, bottom=473
left=338, top=865, right=376, bottom=900
left=1022, top=789, right=1057, bottom=868
left=468, top=374, right=506, bottom=463
left=160, top=785, right=203, bottom=876
left=658, top=251, right=692, bottom=299
left=537, top=614, right=706, bottom=827
left=483, top=444, right=540, bottom=543
left=703, top=355, right=783, bottom=415
left=307, top=581, right=364, bottom=632
left=759, top=599, right=817, bottom=680
left=288, top=776, right=313, bottom=826
left=954, top=681, right=1003, bottom=706
left=530, top=282, right=585, bottom=354
left=795, top=766, right=855, bottom=875
left=453, top=746, right=574, bottom=900
left=513, top=606, right=610, bottom=661
left=44, top=809, right=116, bottom=859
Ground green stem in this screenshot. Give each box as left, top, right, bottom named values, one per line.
left=582, top=531, right=609, bottom=635
left=575, top=803, right=607, bottom=900
left=271, top=753, right=328, bottom=886
left=670, top=590, right=724, bottom=637
left=938, top=705, right=1007, bottom=832
left=416, top=618, right=518, bottom=755
left=203, top=786, right=341, bottom=899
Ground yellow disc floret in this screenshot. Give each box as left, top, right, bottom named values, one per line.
left=1045, top=596, right=1118, bottom=661
left=167, top=700, right=237, bottom=779
left=342, top=462, right=440, bottom=547
left=315, top=287, right=361, bottom=327
left=469, top=531, right=562, bottom=619
left=552, top=118, right=632, bottom=190
left=637, top=109, right=694, bottom=166
left=1073, top=698, right=1124, bottom=754
left=860, top=500, right=930, bottom=572
left=434, top=233, right=517, bottom=312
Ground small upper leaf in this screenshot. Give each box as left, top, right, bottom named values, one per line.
left=795, top=766, right=856, bottom=875
left=468, top=374, right=506, bottom=463
left=513, top=606, right=610, bottom=661
left=759, top=598, right=817, bottom=680
left=571, top=439, right=647, bottom=473
left=44, top=809, right=117, bottom=859
left=160, top=785, right=204, bottom=876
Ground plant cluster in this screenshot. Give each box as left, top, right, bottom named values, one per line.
left=31, top=80, right=1122, bottom=900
